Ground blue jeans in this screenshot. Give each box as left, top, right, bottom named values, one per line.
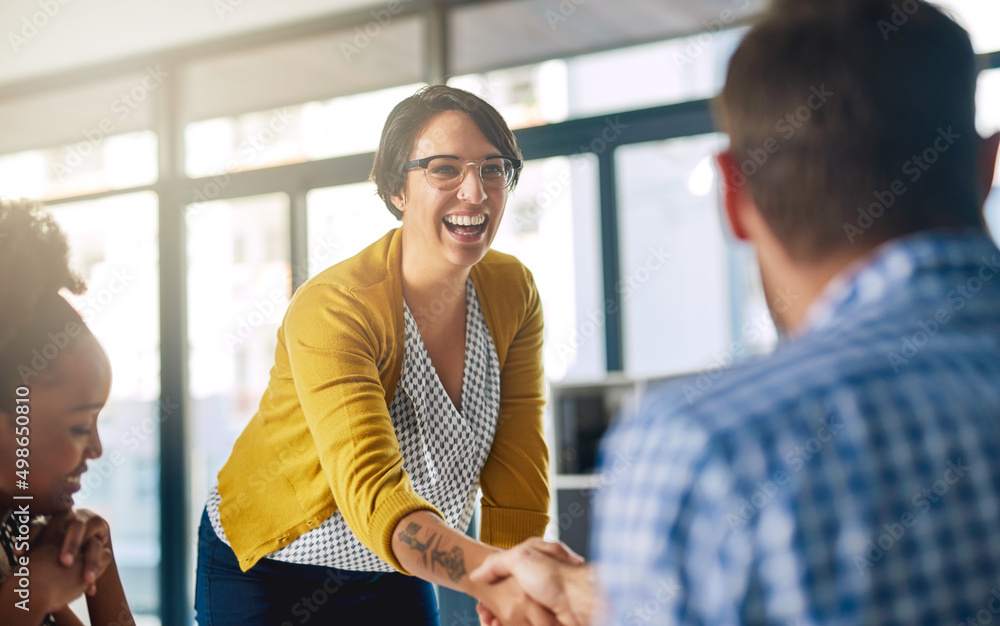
left=195, top=509, right=439, bottom=625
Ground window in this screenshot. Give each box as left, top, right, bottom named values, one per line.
left=946, top=0, right=1000, bottom=53
left=184, top=83, right=425, bottom=178
left=3, top=1, right=994, bottom=620
left=450, top=62, right=570, bottom=130
left=186, top=193, right=291, bottom=557
left=616, top=133, right=774, bottom=378
left=49, top=192, right=161, bottom=622
left=449, top=28, right=745, bottom=130
left=561, top=29, right=744, bottom=120
left=980, top=68, right=1000, bottom=244
left=492, top=154, right=604, bottom=381
left=0, top=131, right=157, bottom=200
left=305, top=183, right=400, bottom=279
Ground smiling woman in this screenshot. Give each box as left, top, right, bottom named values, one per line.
left=195, top=85, right=557, bottom=625
left=0, top=291, right=135, bottom=626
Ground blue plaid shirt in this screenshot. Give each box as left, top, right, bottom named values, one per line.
left=593, top=230, right=1000, bottom=625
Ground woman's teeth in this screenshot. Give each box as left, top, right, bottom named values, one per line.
left=444, top=214, right=486, bottom=226
left=443, top=214, right=488, bottom=236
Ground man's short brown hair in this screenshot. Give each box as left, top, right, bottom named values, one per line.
left=718, top=0, right=980, bottom=260
left=370, top=85, right=522, bottom=220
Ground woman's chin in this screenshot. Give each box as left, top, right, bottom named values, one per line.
left=36, top=491, right=77, bottom=515
left=446, top=245, right=490, bottom=270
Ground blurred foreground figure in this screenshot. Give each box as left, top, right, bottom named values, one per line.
left=474, top=0, right=1000, bottom=623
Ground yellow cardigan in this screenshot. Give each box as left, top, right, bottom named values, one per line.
left=217, top=228, right=550, bottom=573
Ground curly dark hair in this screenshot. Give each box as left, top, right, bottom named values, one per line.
left=0, top=198, right=86, bottom=294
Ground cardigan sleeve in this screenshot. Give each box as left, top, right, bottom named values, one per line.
left=478, top=268, right=551, bottom=547
left=283, top=283, right=443, bottom=573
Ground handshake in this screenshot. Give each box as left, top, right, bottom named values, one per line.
left=470, top=538, right=600, bottom=626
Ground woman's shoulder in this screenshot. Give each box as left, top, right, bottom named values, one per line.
left=478, top=247, right=527, bottom=269
left=284, top=229, right=402, bottom=336
left=473, top=249, right=537, bottom=298
left=471, top=250, right=541, bottom=344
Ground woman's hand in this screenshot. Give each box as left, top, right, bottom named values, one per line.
left=4, top=516, right=110, bottom=618
left=475, top=574, right=561, bottom=626
left=472, top=539, right=594, bottom=626
left=47, top=509, right=113, bottom=594
left=390, top=511, right=561, bottom=625
left=32, top=509, right=136, bottom=626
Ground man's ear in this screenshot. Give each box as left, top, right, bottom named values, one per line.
left=978, top=132, right=1000, bottom=207
left=716, top=151, right=752, bottom=241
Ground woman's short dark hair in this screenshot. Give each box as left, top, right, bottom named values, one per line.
left=370, top=85, right=523, bottom=220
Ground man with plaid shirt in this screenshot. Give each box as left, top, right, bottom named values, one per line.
left=472, top=0, right=1000, bottom=624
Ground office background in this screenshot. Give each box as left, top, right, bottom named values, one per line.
left=0, top=0, right=998, bottom=623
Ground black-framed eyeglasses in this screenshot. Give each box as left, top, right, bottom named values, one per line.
left=403, top=155, right=522, bottom=191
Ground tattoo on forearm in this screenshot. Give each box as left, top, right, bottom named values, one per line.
left=397, top=522, right=467, bottom=582
left=398, top=523, right=433, bottom=567
left=431, top=535, right=467, bottom=582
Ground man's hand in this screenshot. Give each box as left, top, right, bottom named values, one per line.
left=471, top=539, right=596, bottom=626
left=475, top=573, right=563, bottom=626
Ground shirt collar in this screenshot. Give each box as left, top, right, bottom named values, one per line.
left=798, top=228, right=1000, bottom=338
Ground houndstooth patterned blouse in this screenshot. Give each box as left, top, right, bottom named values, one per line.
left=206, top=277, right=500, bottom=572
